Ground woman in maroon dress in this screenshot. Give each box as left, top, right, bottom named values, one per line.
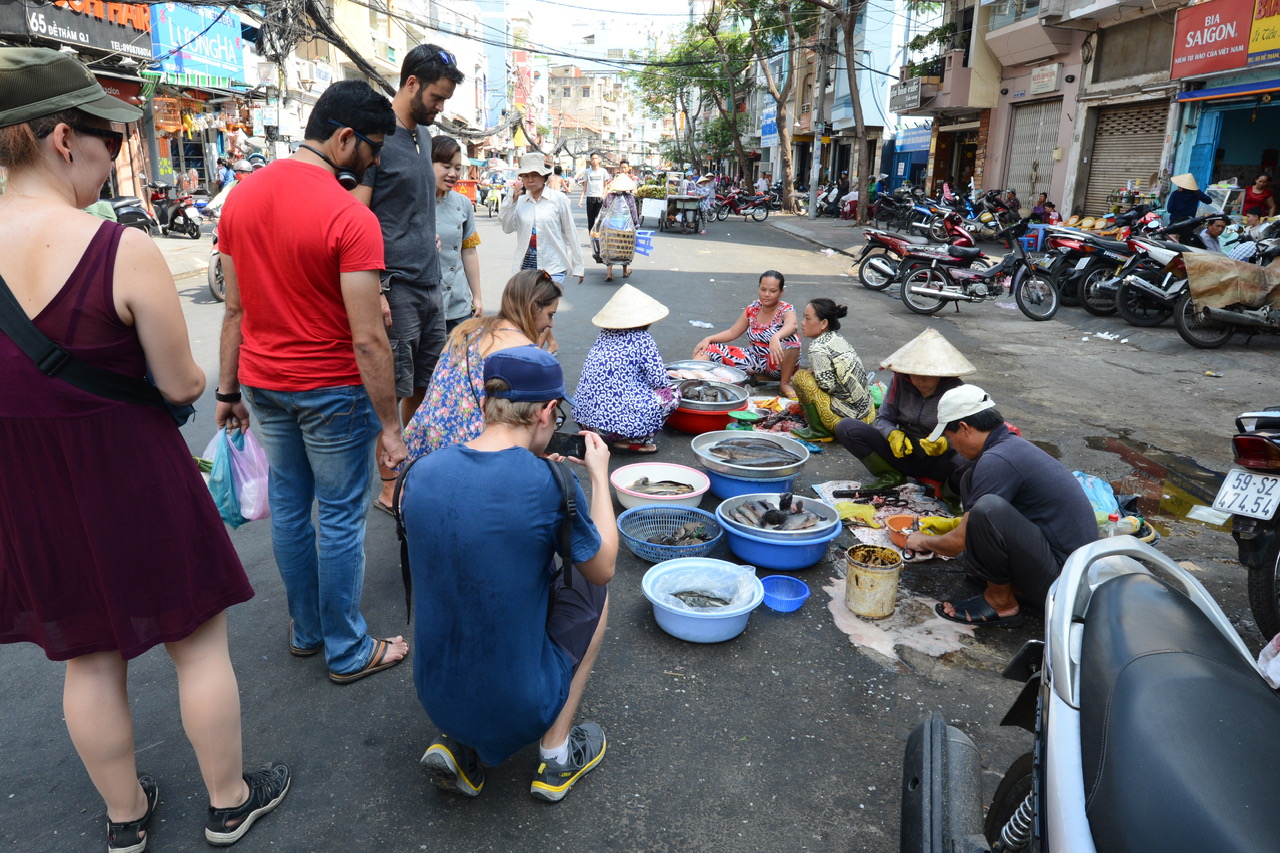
left=0, top=48, right=288, bottom=850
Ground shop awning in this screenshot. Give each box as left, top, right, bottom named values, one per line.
left=141, top=70, right=250, bottom=91
left=1177, top=79, right=1280, bottom=102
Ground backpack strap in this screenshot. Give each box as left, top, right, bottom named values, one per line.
left=392, top=455, right=426, bottom=622
left=544, top=457, right=577, bottom=590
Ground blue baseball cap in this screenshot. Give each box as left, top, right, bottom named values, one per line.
left=483, top=347, right=572, bottom=405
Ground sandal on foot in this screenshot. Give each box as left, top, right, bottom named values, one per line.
left=622, top=266, right=631, bottom=277
left=934, top=595, right=1023, bottom=628
left=205, top=764, right=291, bottom=847
left=604, top=275, right=614, bottom=282
left=370, top=499, right=396, bottom=517
left=611, top=442, right=658, bottom=455
left=288, top=620, right=320, bottom=658
left=108, top=775, right=158, bottom=853
left=328, top=638, right=407, bottom=684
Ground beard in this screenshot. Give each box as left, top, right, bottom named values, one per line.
left=410, top=90, right=438, bottom=127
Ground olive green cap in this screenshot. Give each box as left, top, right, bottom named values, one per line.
left=0, top=47, right=142, bottom=129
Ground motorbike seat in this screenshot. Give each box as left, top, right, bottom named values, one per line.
left=947, top=245, right=982, bottom=260
left=884, top=231, right=928, bottom=245
left=1080, top=572, right=1280, bottom=853
left=1147, top=238, right=1190, bottom=253
left=109, top=196, right=144, bottom=209
left=1090, top=237, right=1130, bottom=252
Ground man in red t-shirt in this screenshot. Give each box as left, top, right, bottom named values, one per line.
left=214, top=81, right=410, bottom=684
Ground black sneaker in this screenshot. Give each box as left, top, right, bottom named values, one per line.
left=205, top=763, right=291, bottom=847
left=420, top=735, right=485, bottom=797
left=529, top=722, right=606, bottom=802
left=107, top=775, right=158, bottom=853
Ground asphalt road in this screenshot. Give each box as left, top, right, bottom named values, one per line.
left=2, top=204, right=1271, bottom=852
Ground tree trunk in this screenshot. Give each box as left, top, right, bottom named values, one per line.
left=840, top=9, right=870, bottom=223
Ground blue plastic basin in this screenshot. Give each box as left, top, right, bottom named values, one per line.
left=704, top=468, right=796, bottom=500
left=719, top=522, right=842, bottom=571
left=640, top=558, right=764, bottom=643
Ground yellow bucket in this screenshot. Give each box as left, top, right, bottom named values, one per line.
left=845, top=545, right=904, bottom=619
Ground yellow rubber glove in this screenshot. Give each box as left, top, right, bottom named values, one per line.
left=918, top=516, right=962, bottom=535
left=888, top=429, right=913, bottom=458
left=919, top=436, right=949, bottom=457
left=836, top=502, right=882, bottom=528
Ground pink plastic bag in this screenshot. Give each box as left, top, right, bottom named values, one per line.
left=229, top=427, right=271, bottom=521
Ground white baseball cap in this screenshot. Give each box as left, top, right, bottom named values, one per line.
left=928, top=385, right=997, bottom=442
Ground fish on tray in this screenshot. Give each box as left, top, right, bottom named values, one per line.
left=679, top=380, right=735, bottom=403
left=726, top=492, right=823, bottom=531
left=672, top=590, right=732, bottom=608
left=628, top=476, right=695, bottom=496
left=646, top=521, right=713, bottom=547
left=707, top=437, right=803, bottom=467
left=667, top=366, right=742, bottom=383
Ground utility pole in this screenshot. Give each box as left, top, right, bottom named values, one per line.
left=807, top=9, right=831, bottom=219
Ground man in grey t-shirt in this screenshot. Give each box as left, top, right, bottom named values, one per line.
left=353, top=43, right=463, bottom=513
left=577, top=152, right=609, bottom=260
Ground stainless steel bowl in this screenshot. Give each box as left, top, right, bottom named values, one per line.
left=665, top=360, right=749, bottom=386
left=677, top=380, right=750, bottom=413
left=716, top=493, right=841, bottom=541
left=691, top=430, right=809, bottom=479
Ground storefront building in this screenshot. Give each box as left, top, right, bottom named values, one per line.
left=0, top=1, right=154, bottom=200
left=1169, top=0, right=1280, bottom=210
left=891, top=124, right=932, bottom=189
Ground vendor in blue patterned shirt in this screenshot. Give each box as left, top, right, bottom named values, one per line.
left=573, top=285, right=679, bottom=455
left=790, top=298, right=873, bottom=441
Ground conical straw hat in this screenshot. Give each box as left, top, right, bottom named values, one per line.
left=591, top=283, right=669, bottom=329
left=879, top=328, right=976, bottom=376
left=1171, top=173, right=1198, bottom=191
left=607, top=174, right=637, bottom=193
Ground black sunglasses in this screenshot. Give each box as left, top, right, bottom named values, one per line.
left=327, top=119, right=383, bottom=156
left=410, top=50, right=456, bottom=81
left=38, top=123, right=123, bottom=160
left=554, top=402, right=568, bottom=429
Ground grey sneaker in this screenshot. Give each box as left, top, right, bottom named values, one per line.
left=420, top=735, right=485, bottom=797
left=205, top=763, right=291, bottom=846
left=529, top=722, right=607, bottom=802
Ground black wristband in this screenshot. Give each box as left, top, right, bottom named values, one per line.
left=215, top=390, right=242, bottom=403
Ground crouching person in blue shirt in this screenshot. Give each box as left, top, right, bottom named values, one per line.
left=401, top=347, right=617, bottom=801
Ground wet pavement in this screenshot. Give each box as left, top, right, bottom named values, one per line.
left=2, top=206, right=1272, bottom=852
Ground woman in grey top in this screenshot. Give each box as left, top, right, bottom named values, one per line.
left=432, top=135, right=482, bottom=331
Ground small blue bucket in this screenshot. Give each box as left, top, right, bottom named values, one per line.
left=761, top=575, right=811, bottom=612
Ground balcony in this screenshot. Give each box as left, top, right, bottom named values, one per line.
left=893, top=50, right=993, bottom=115
left=988, top=0, right=1041, bottom=32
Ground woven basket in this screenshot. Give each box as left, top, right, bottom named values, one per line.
left=617, top=506, right=723, bottom=562
left=599, top=228, right=636, bottom=264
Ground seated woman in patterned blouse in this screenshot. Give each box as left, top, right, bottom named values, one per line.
left=573, top=285, right=679, bottom=455
left=692, top=269, right=801, bottom=398
left=790, top=298, right=873, bottom=441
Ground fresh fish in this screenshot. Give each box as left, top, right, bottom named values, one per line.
left=673, top=590, right=732, bottom=608
left=680, top=380, right=735, bottom=403
left=709, top=444, right=802, bottom=467
left=629, top=476, right=695, bottom=495
left=726, top=497, right=827, bottom=532
left=646, top=521, right=713, bottom=547
left=779, top=512, right=819, bottom=530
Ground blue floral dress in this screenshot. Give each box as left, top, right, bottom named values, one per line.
left=573, top=329, right=679, bottom=442
left=404, top=331, right=512, bottom=462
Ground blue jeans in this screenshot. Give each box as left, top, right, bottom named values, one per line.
left=244, top=384, right=380, bottom=674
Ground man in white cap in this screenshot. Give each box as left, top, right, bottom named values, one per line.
left=835, top=328, right=974, bottom=495
left=904, top=386, right=1097, bottom=627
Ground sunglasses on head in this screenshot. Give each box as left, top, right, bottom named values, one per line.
left=327, top=119, right=383, bottom=156
left=410, top=50, right=456, bottom=80
left=38, top=122, right=123, bottom=160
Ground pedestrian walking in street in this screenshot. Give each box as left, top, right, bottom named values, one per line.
left=574, top=284, right=679, bottom=454
left=405, top=348, right=616, bottom=802
left=834, top=328, right=974, bottom=497
left=501, top=151, right=585, bottom=286
left=432, top=134, right=483, bottom=333
left=215, top=80, right=410, bottom=684
left=591, top=173, right=639, bottom=281
left=790, top=299, right=874, bottom=441
left=353, top=44, right=464, bottom=512
left=402, top=269, right=561, bottom=463
left=905, top=386, right=1098, bottom=626
left=548, top=163, right=568, bottom=193
left=693, top=269, right=801, bottom=398
left=0, top=47, right=289, bottom=850
left=577, top=151, right=610, bottom=253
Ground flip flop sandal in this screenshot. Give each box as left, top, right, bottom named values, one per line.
left=328, top=638, right=407, bottom=684
left=934, top=595, right=1023, bottom=628
left=371, top=499, right=396, bottom=518
left=622, top=267, right=631, bottom=277
left=611, top=442, right=659, bottom=455
left=288, top=619, right=321, bottom=658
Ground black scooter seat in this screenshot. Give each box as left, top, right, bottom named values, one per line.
left=947, top=245, right=982, bottom=260
left=109, top=196, right=144, bottom=209
left=1146, top=238, right=1191, bottom=253
left=1080, top=573, right=1280, bottom=853
left=1089, top=237, right=1130, bottom=252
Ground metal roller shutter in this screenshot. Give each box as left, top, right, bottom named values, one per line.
left=1005, top=99, right=1062, bottom=203
left=1082, top=101, right=1170, bottom=215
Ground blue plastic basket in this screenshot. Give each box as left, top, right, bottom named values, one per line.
left=761, top=575, right=811, bottom=612
left=617, top=506, right=724, bottom=563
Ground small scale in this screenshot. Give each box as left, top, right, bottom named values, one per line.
left=725, top=410, right=763, bottom=431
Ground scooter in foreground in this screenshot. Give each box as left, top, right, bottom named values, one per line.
left=901, top=537, right=1280, bottom=853
left=1215, top=407, right=1280, bottom=637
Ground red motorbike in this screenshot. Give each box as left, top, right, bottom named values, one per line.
left=147, top=181, right=202, bottom=239
left=855, top=226, right=993, bottom=292
left=712, top=190, right=771, bottom=222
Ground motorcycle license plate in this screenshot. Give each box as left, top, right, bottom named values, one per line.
left=1074, top=257, right=1091, bottom=270
left=1212, top=467, right=1280, bottom=520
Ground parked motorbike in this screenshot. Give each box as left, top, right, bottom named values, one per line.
left=207, top=225, right=224, bottom=302
left=1040, top=205, right=1153, bottom=306
left=942, top=190, right=999, bottom=240
left=715, top=190, right=771, bottom=221
left=1077, top=215, right=1215, bottom=318
left=901, top=537, right=1280, bottom=853
left=148, top=181, right=202, bottom=239
left=813, top=183, right=843, bottom=218
left=855, top=227, right=993, bottom=292
left=104, top=193, right=158, bottom=235
left=899, top=220, right=1060, bottom=321
left=1174, top=255, right=1280, bottom=347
